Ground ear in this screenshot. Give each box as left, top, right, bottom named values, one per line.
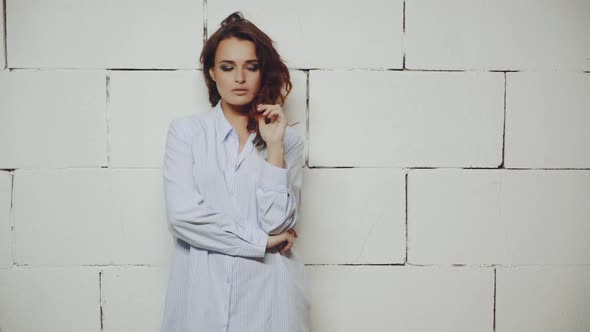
left=209, top=67, right=215, bottom=82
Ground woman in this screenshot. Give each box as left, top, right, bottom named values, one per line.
left=161, top=11, right=310, bottom=332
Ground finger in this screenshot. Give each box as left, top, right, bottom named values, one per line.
left=267, top=110, right=282, bottom=122
left=281, top=239, right=293, bottom=254
left=273, top=109, right=284, bottom=122
left=280, top=234, right=293, bottom=253
left=261, top=105, right=281, bottom=114
left=261, top=113, right=275, bottom=124
left=256, top=104, right=277, bottom=112
left=267, top=113, right=277, bottom=124
left=281, top=242, right=290, bottom=254
left=281, top=246, right=291, bottom=255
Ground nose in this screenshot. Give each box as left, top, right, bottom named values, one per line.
left=234, top=69, right=245, bottom=83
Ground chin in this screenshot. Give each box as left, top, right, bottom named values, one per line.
left=224, top=94, right=255, bottom=107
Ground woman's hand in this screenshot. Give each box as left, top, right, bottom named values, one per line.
left=256, top=104, right=287, bottom=145
left=266, top=228, right=298, bottom=255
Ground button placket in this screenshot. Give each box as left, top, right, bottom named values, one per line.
left=226, top=134, right=237, bottom=195
left=227, top=134, right=240, bottom=208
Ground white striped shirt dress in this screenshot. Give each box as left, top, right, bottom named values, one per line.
left=160, top=100, right=310, bottom=331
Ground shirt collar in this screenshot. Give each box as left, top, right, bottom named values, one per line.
left=214, top=100, right=234, bottom=144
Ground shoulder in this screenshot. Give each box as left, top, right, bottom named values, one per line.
left=167, top=110, right=216, bottom=140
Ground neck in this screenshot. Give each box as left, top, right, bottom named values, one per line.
left=220, top=99, right=250, bottom=131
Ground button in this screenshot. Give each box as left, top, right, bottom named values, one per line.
left=226, top=278, right=230, bottom=284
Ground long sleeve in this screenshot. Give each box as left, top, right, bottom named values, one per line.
left=163, top=119, right=269, bottom=258
left=256, top=131, right=304, bottom=235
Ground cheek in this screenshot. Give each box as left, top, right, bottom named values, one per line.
left=215, top=74, right=231, bottom=91
left=252, top=74, right=262, bottom=88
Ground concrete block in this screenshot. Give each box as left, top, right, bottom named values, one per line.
left=309, top=70, right=503, bottom=167
left=101, top=267, right=169, bottom=332
left=408, top=169, right=590, bottom=265
left=13, top=169, right=174, bottom=266
left=505, top=72, right=590, bottom=168
left=297, top=168, right=405, bottom=264
left=7, top=0, right=203, bottom=68
left=0, top=267, right=100, bottom=332
left=108, top=70, right=208, bottom=168
left=307, top=265, right=493, bottom=332
left=406, top=0, right=590, bottom=70
left=0, top=70, right=107, bottom=168
left=0, top=172, right=11, bottom=268
left=496, top=266, right=590, bottom=332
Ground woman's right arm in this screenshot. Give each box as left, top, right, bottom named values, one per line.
left=163, top=119, right=270, bottom=258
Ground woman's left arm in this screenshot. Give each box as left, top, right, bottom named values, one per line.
left=255, top=132, right=304, bottom=235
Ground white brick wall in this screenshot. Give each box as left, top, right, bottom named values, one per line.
left=101, top=267, right=169, bottom=332
left=1, top=0, right=589, bottom=331
left=505, top=72, right=590, bottom=168
left=309, top=70, right=504, bottom=167
left=7, top=0, right=203, bottom=69
left=12, top=169, right=173, bottom=266
left=307, top=266, right=494, bottom=331
left=297, top=168, right=406, bottom=264
left=0, top=171, right=11, bottom=268
left=496, top=267, right=590, bottom=331
left=107, top=70, right=208, bottom=168
left=405, top=0, right=590, bottom=71
left=408, top=169, right=590, bottom=265
left=0, top=70, right=107, bottom=168
left=1, top=3, right=5, bottom=69
left=0, top=267, right=101, bottom=332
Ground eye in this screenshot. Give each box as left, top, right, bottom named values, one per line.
left=248, top=65, right=259, bottom=71
left=220, top=66, right=233, bottom=71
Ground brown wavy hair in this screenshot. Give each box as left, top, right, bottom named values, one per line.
left=200, top=11, right=292, bottom=150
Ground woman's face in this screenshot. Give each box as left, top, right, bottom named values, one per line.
left=209, top=37, right=261, bottom=109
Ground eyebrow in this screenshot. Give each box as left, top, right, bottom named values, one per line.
left=218, top=59, right=259, bottom=64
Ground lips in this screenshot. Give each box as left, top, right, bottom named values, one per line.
left=233, top=89, right=248, bottom=95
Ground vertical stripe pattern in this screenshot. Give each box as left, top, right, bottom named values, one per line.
left=160, top=100, right=309, bottom=332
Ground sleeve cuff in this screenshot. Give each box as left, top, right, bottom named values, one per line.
left=242, top=223, right=269, bottom=257
left=259, top=159, right=289, bottom=193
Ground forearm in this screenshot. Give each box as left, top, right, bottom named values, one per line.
left=265, top=142, right=285, bottom=168
left=257, top=136, right=304, bottom=234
